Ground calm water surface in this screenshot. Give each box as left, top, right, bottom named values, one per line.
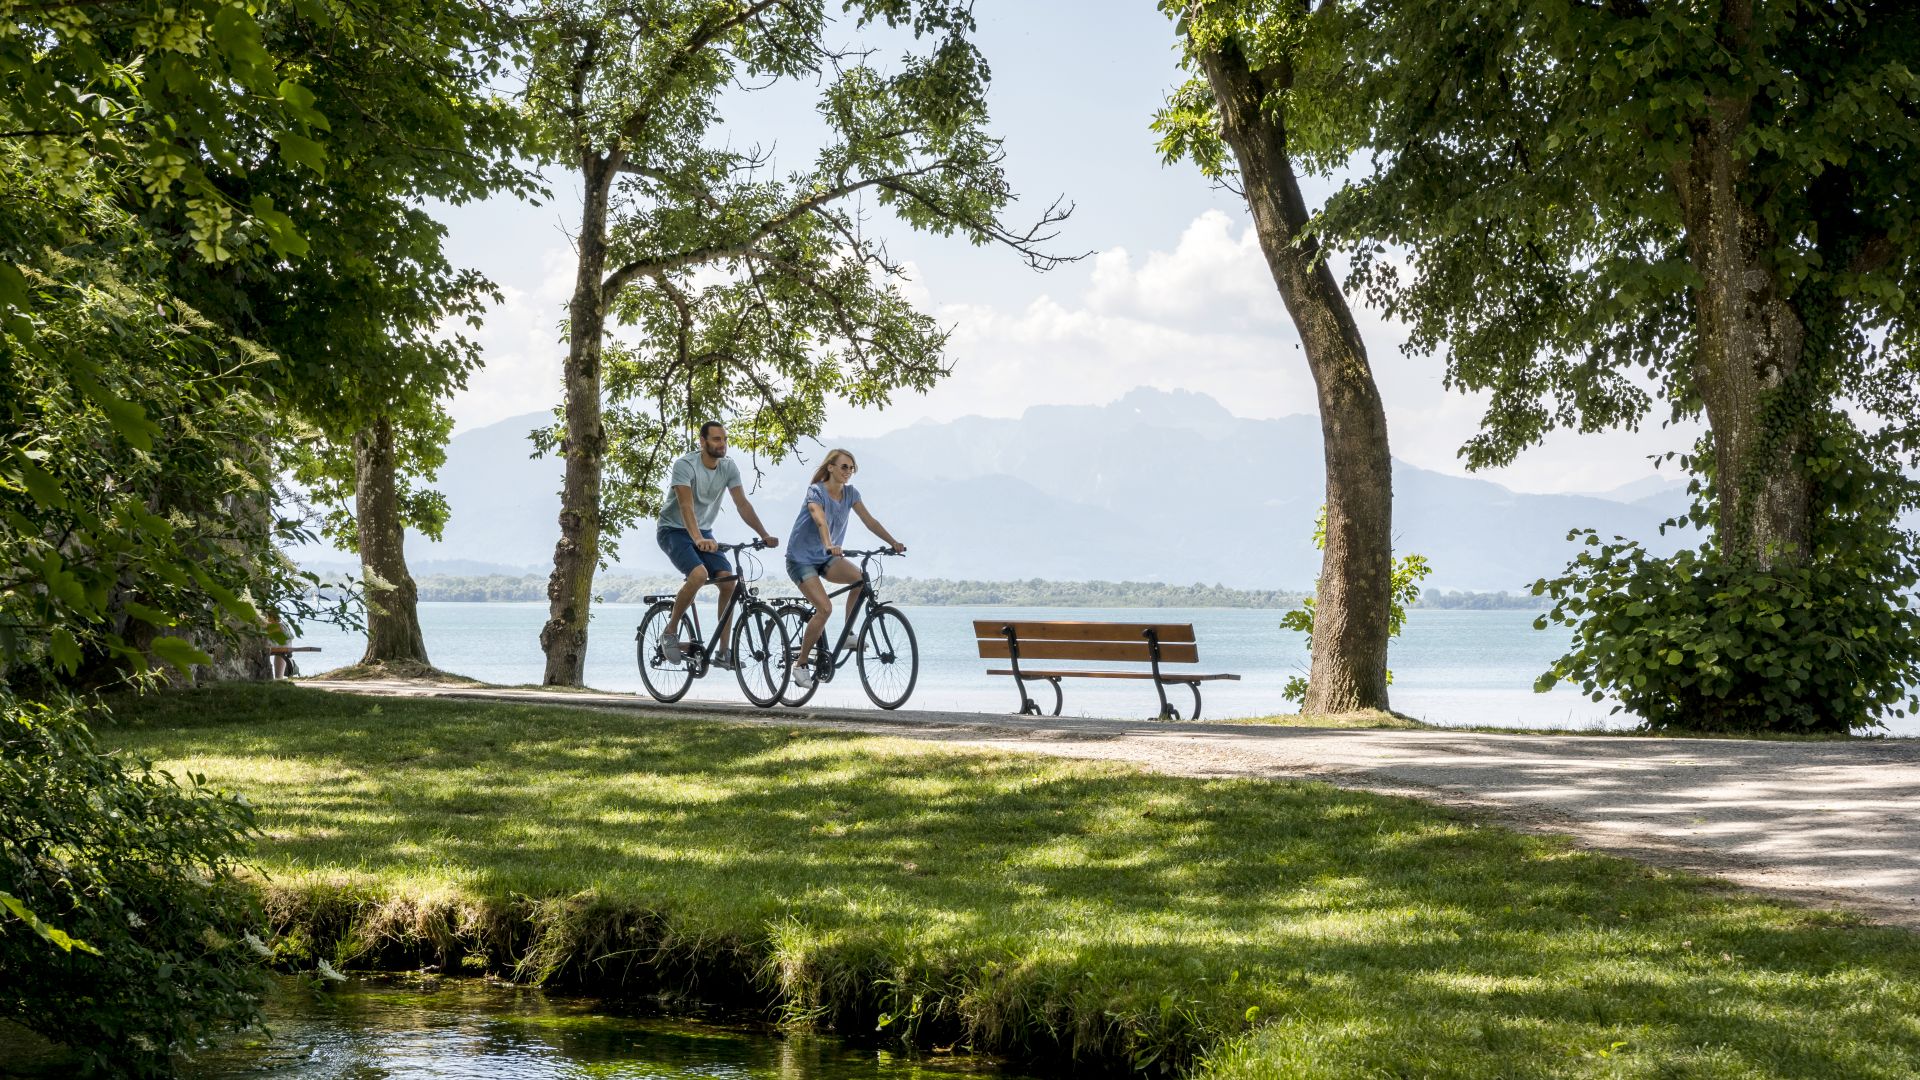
left=286, top=600, right=1919, bottom=735
left=289, top=603, right=1575, bottom=728
left=182, top=975, right=1032, bottom=1079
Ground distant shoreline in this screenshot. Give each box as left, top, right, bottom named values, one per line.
left=359, top=573, right=1548, bottom=610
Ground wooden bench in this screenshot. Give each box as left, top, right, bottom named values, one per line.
left=974, top=620, right=1239, bottom=720
left=266, top=645, right=321, bottom=677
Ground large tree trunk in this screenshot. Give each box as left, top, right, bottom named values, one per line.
left=1196, top=38, right=1395, bottom=714
left=540, top=150, right=619, bottom=686
left=1672, top=39, right=1811, bottom=566
left=355, top=415, right=430, bottom=665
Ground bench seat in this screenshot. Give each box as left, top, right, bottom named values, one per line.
left=985, top=668, right=1241, bottom=683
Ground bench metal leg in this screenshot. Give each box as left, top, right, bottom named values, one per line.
left=1152, top=682, right=1202, bottom=721
left=1014, top=677, right=1063, bottom=716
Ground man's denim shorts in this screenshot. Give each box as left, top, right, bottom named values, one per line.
left=658, top=526, right=733, bottom=579
left=786, top=555, right=835, bottom=586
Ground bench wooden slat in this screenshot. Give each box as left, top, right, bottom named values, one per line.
left=267, top=646, right=322, bottom=654
left=976, top=639, right=1200, bottom=664
left=986, top=668, right=1240, bottom=682
left=971, top=620, right=1196, bottom=644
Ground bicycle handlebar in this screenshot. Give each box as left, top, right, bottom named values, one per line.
left=840, top=547, right=904, bottom=558
left=714, top=538, right=774, bottom=553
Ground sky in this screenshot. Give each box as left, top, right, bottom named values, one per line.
left=433, top=0, right=1698, bottom=497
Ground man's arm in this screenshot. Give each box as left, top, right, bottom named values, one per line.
left=675, top=486, right=716, bottom=552
left=853, top=502, right=905, bottom=552
left=730, top=486, right=778, bottom=547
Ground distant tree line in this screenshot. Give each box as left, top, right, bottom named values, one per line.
left=411, top=575, right=1311, bottom=609
left=1414, top=590, right=1550, bottom=612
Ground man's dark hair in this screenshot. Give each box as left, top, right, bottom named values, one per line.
left=699, top=421, right=725, bottom=440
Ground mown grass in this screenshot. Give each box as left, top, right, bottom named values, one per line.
left=103, top=684, right=1920, bottom=1079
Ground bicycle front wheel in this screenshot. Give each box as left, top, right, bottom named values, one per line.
left=856, top=605, right=919, bottom=710
left=732, top=604, right=791, bottom=709
left=636, top=602, right=696, bottom=703
left=774, top=604, right=822, bottom=707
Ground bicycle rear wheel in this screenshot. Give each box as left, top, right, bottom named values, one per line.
left=774, top=604, right=822, bottom=707
left=857, top=605, right=919, bottom=710
left=636, top=602, right=696, bottom=703
left=732, top=604, right=791, bottom=708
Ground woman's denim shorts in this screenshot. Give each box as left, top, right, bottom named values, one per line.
left=786, top=555, right=835, bottom=585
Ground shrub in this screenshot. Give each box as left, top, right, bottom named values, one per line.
left=1282, top=508, right=1431, bottom=704
left=0, top=694, right=267, bottom=1076
left=1535, top=428, right=1920, bottom=735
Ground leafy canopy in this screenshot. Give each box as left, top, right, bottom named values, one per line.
left=1310, top=0, right=1920, bottom=470
left=524, top=0, right=1071, bottom=542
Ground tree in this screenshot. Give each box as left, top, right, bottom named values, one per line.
left=1318, top=0, right=1920, bottom=564
left=1280, top=508, right=1431, bottom=706
left=6, top=0, right=533, bottom=683
left=0, top=140, right=309, bottom=691
left=522, top=0, right=1071, bottom=686
left=1310, top=0, right=1920, bottom=731
left=1156, top=0, right=1397, bottom=713
left=160, top=0, right=538, bottom=668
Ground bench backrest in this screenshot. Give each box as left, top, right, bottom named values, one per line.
left=972, top=620, right=1200, bottom=664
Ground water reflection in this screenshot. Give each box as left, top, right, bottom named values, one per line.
left=188, top=975, right=1031, bottom=1079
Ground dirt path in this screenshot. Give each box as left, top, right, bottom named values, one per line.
left=303, top=679, right=1920, bottom=929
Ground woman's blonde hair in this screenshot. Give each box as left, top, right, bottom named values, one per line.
left=809, top=448, right=858, bottom=485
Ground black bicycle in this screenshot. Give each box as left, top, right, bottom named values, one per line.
left=772, top=549, right=919, bottom=710
left=634, top=539, right=790, bottom=707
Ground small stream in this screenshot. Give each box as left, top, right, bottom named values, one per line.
left=3, top=975, right=1040, bottom=1079
left=184, top=975, right=1037, bottom=1079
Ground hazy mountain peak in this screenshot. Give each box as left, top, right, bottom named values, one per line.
left=1111, top=386, right=1239, bottom=430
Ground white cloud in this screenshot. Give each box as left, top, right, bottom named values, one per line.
left=828, top=212, right=1697, bottom=494
left=447, top=246, right=574, bottom=433
left=445, top=206, right=1695, bottom=496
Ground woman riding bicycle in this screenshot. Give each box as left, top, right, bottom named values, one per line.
left=785, top=448, right=905, bottom=688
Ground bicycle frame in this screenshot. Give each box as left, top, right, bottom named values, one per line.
left=786, top=550, right=895, bottom=674
left=673, top=543, right=770, bottom=677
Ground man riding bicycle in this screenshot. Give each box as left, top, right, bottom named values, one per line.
left=657, top=422, right=778, bottom=667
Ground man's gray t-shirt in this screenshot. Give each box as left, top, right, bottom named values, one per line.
left=656, top=452, right=742, bottom=532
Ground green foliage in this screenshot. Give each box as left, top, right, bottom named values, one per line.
left=1, top=694, right=266, bottom=1076
left=1536, top=423, right=1920, bottom=735
left=0, top=142, right=321, bottom=687
left=1281, top=508, right=1431, bottom=703
left=1313, top=0, right=1920, bottom=471
left=523, top=0, right=1071, bottom=540
left=1, top=0, right=323, bottom=263
left=162, top=1, right=537, bottom=549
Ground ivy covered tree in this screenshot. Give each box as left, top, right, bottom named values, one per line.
left=522, top=0, right=1072, bottom=685
left=1309, top=0, right=1920, bottom=732
left=1155, top=0, right=1398, bottom=715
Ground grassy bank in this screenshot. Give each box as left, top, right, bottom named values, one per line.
left=105, top=684, right=1919, bottom=1078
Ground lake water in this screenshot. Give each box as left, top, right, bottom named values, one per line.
left=286, top=600, right=1919, bottom=735
left=282, top=602, right=1581, bottom=731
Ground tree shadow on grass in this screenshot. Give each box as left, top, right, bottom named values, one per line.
left=107, top=685, right=1920, bottom=1077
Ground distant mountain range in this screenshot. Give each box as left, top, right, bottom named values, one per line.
left=292, top=388, right=1694, bottom=591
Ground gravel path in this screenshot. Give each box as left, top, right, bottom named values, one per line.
left=304, top=679, right=1920, bottom=929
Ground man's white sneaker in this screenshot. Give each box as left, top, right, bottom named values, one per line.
left=791, top=663, right=814, bottom=689
left=660, top=631, right=684, bottom=663
left=710, top=649, right=740, bottom=671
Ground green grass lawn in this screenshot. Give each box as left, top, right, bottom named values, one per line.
left=104, top=684, right=1920, bottom=1079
